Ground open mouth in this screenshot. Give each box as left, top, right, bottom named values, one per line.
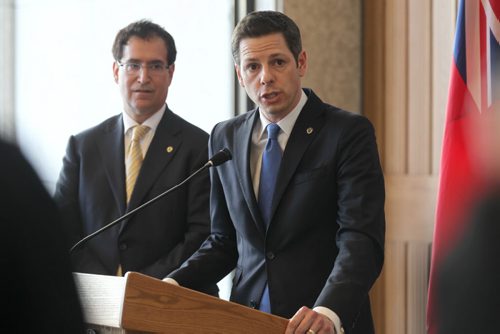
left=261, top=91, right=279, bottom=102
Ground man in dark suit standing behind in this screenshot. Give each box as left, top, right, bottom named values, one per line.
left=0, top=138, right=85, bottom=333
left=166, top=11, right=385, bottom=334
left=54, top=20, right=214, bottom=294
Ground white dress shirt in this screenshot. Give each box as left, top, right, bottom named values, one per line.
left=122, top=105, right=166, bottom=168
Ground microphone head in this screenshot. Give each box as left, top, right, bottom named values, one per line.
left=208, top=148, right=232, bottom=167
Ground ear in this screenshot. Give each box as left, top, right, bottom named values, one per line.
left=297, top=50, right=307, bottom=77
left=166, top=63, right=175, bottom=86
left=168, top=63, right=175, bottom=77
left=112, top=61, right=119, bottom=83
left=235, top=64, right=245, bottom=87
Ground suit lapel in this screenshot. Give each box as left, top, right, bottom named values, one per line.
left=126, top=108, right=180, bottom=212
left=271, top=91, right=326, bottom=222
left=234, top=94, right=326, bottom=234
left=99, top=115, right=127, bottom=215
left=233, top=110, right=267, bottom=235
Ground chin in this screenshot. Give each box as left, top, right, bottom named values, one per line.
left=133, top=103, right=155, bottom=112
left=262, top=105, right=283, bottom=115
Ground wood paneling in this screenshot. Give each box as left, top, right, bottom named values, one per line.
left=408, top=0, right=432, bottom=175
left=369, top=267, right=386, bottom=334
left=363, top=0, right=386, bottom=160
left=385, top=175, right=437, bottom=242
left=407, top=243, right=430, bottom=334
left=385, top=0, right=408, bottom=174
left=364, top=0, right=455, bottom=333
left=384, top=241, right=407, bottom=334
left=371, top=174, right=436, bottom=334
left=432, top=0, right=457, bottom=174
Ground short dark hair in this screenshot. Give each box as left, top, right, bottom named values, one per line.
left=112, top=19, right=177, bottom=66
left=231, top=11, right=302, bottom=65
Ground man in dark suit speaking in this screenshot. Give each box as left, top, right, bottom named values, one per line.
left=54, top=20, right=214, bottom=294
left=166, top=11, right=385, bottom=334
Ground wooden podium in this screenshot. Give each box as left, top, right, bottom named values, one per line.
left=74, top=271, right=288, bottom=333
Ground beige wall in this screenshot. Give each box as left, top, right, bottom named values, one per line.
left=284, top=0, right=362, bottom=113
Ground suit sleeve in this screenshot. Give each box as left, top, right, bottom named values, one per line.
left=314, top=116, right=385, bottom=328
left=54, top=136, right=85, bottom=249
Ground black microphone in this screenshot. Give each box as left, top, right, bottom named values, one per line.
left=69, top=148, right=232, bottom=254
left=206, top=147, right=232, bottom=167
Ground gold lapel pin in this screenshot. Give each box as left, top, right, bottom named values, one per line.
left=166, top=146, right=174, bottom=153
left=306, top=127, right=314, bottom=135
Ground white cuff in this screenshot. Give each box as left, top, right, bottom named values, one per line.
left=313, top=306, right=344, bottom=334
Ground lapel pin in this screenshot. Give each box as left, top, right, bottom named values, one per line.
left=166, top=146, right=174, bottom=153
left=306, top=127, right=314, bottom=135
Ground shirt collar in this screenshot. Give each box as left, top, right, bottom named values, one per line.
left=123, top=104, right=166, bottom=134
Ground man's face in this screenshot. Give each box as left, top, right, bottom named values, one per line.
left=235, top=33, right=307, bottom=122
left=113, top=36, right=174, bottom=123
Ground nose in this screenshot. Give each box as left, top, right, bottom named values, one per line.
left=137, top=66, right=151, bottom=83
left=259, top=65, right=274, bottom=85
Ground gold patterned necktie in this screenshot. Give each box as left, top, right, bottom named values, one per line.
left=125, top=125, right=150, bottom=203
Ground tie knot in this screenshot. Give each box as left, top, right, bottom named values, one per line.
left=131, top=125, right=150, bottom=142
left=266, top=123, right=280, bottom=140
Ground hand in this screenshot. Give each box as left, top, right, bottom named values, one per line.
left=285, top=306, right=335, bottom=334
left=162, top=277, right=180, bottom=286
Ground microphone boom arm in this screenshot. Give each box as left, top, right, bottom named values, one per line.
left=69, top=162, right=210, bottom=254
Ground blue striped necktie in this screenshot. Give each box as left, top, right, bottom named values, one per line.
left=257, top=123, right=282, bottom=313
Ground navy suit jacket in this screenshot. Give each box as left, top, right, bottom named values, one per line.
left=169, top=89, right=385, bottom=333
left=54, top=107, right=215, bottom=293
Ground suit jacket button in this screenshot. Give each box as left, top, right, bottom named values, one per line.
left=249, top=300, right=258, bottom=309
left=266, top=251, right=275, bottom=260
left=119, top=243, right=127, bottom=251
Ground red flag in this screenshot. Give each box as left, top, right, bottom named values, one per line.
left=426, top=0, right=500, bottom=333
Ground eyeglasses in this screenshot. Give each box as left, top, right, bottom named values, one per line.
left=117, top=61, right=170, bottom=76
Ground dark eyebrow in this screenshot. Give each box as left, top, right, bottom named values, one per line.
left=122, top=58, right=166, bottom=65
left=269, top=53, right=287, bottom=59
left=241, top=53, right=288, bottom=63
left=241, top=57, right=258, bottom=63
